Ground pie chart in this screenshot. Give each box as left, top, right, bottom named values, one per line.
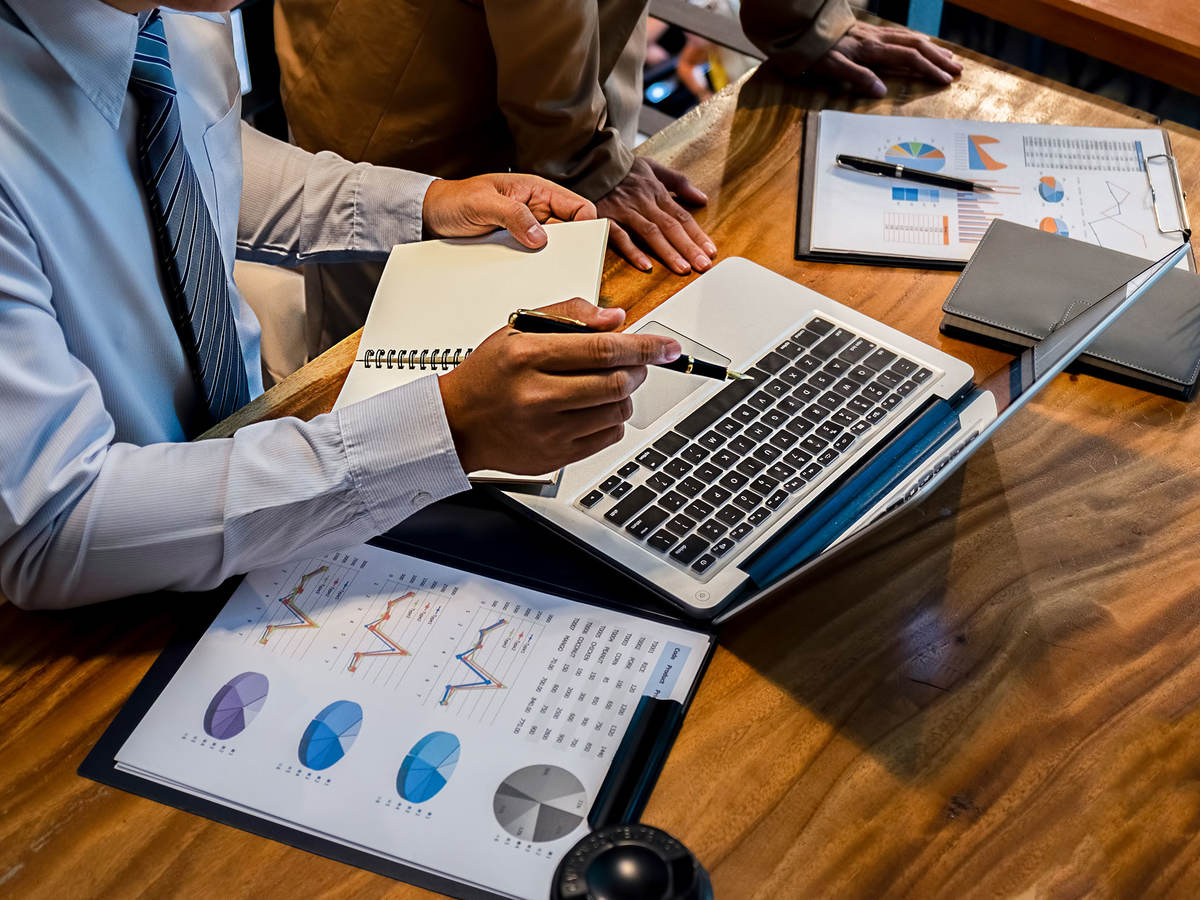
left=203, top=672, right=269, bottom=740
left=298, top=700, right=362, bottom=770
left=1039, top=216, right=1069, bottom=237
left=884, top=141, right=946, bottom=173
left=397, top=731, right=460, bottom=803
left=1038, top=176, right=1065, bottom=203
left=493, top=764, right=587, bottom=843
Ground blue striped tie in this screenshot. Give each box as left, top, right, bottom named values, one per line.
left=129, top=11, right=250, bottom=434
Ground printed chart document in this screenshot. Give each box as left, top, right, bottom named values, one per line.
left=114, top=542, right=710, bottom=900
left=334, top=217, right=609, bottom=486
left=802, top=110, right=1189, bottom=268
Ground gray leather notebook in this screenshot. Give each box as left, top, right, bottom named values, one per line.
left=940, top=220, right=1200, bottom=400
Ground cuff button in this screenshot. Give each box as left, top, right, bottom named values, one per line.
left=411, top=491, right=432, bottom=506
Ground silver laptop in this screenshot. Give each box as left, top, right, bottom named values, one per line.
left=500, top=247, right=1187, bottom=622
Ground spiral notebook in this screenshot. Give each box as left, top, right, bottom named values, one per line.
left=335, top=218, right=610, bottom=485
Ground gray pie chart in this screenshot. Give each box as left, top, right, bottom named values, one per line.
left=493, top=764, right=587, bottom=842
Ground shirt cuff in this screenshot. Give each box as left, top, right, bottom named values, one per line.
left=336, top=374, right=471, bottom=533
left=353, top=164, right=439, bottom=253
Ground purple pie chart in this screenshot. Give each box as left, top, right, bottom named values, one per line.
left=203, top=672, right=270, bottom=740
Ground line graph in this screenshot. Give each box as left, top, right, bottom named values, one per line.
left=1085, top=180, right=1148, bottom=249
left=440, top=619, right=508, bottom=706
left=347, top=592, right=415, bottom=672
left=259, top=566, right=328, bottom=645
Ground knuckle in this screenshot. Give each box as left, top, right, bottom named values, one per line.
left=606, top=369, right=631, bottom=399
left=589, top=334, right=622, bottom=368
left=618, top=397, right=634, bottom=422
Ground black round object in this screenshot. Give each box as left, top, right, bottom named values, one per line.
left=550, top=824, right=713, bottom=900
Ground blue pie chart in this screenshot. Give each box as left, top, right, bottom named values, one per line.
left=298, top=700, right=362, bottom=770
left=397, top=731, right=461, bottom=803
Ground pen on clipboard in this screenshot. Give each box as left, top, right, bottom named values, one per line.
left=836, top=153, right=996, bottom=193
left=508, top=309, right=752, bottom=382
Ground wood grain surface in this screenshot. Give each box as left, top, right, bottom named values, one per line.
left=4, top=38, right=1200, bottom=900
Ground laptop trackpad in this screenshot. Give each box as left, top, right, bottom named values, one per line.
left=628, top=321, right=731, bottom=430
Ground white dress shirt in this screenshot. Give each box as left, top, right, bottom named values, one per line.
left=0, top=0, right=471, bottom=609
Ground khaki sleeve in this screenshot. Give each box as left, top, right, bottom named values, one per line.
left=740, top=0, right=858, bottom=76
left=481, top=0, right=634, bottom=201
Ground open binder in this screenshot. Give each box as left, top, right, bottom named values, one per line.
left=795, top=109, right=1191, bottom=270
left=80, top=492, right=714, bottom=900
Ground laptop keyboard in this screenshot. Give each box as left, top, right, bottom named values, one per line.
left=575, top=315, right=938, bottom=582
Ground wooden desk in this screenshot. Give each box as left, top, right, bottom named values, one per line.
left=4, top=45, right=1200, bottom=898
left=951, top=0, right=1200, bottom=97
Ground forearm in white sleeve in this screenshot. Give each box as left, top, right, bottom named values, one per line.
left=236, top=121, right=437, bottom=266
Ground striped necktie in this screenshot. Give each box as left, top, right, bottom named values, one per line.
left=129, top=10, right=250, bottom=434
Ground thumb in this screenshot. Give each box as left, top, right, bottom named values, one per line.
left=534, top=298, right=627, bottom=331
left=479, top=192, right=549, bottom=249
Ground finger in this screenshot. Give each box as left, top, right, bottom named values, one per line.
left=878, top=29, right=962, bottom=72
left=532, top=330, right=681, bottom=372
left=653, top=181, right=716, bottom=257
left=607, top=220, right=653, bottom=272
left=647, top=160, right=708, bottom=206
left=530, top=297, right=627, bottom=332
left=542, top=182, right=598, bottom=223
left=820, top=50, right=887, bottom=97
left=568, top=424, right=627, bottom=462
left=475, top=192, right=549, bottom=249
left=647, top=202, right=711, bottom=272
left=626, top=210, right=692, bottom=275
left=538, top=365, right=649, bottom=411
left=557, top=397, right=636, bottom=436
left=862, top=43, right=954, bottom=84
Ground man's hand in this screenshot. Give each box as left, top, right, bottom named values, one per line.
left=438, top=298, right=680, bottom=475
left=423, top=173, right=596, bottom=249
left=597, top=158, right=716, bottom=276
left=811, top=22, right=962, bottom=98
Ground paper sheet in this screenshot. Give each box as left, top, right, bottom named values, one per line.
left=809, top=111, right=1188, bottom=267
left=115, top=543, right=709, bottom=900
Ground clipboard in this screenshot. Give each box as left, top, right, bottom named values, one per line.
left=795, top=109, right=1192, bottom=270
left=80, top=491, right=716, bottom=900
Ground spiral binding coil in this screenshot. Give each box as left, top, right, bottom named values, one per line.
left=359, top=348, right=474, bottom=371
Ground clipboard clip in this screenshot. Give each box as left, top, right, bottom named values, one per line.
left=1145, top=153, right=1191, bottom=242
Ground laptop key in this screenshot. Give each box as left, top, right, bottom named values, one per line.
left=745, top=422, right=772, bottom=442
left=892, top=358, right=918, bottom=376
left=580, top=490, right=604, bottom=509
left=848, top=395, right=873, bottom=415
left=818, top=391, right=846, bottom=410
left=767, top=462, right=796, bottom=481
left=732, top=405, right=758, bottom=423
left=635, top=447, right=668, bottom=469
left=691, top=554, right=716, bottom=574
left=648, top=530, right=678, bottom=552
left=670, top=535, right=709, bottom=565
left=825, top=358, right=850, bottom=377
left=849, top=420, right=871, bottom=435
left=712, top=449, right=739, bottom=469
left=736, top=457, right=766, bottom=477
left=792, top=328, right=822, bottom=346
left=611, top=482, right=632, bottom=499
left=816, top=422, right=842, bottom=441
left=782, top=448, right=811, bottom=468
left=765, top=490, right=789, bottom=510
left=718, top=471, right=749, bottom=491
left=863, top=347, right=898, bottom=371
left=752, top=444, right=782, bottom=463
left=748, top=508, right=771, bottom=526
left=681, top=444, right=709, bottom=465
left=617, top=461, right=639, bottom=478
left=784, top=476, right=805, bottom=492
left=911, top=367, right=933, bottom=383
left=715, top=505, right=745, bottom=527
left=698, top=431, right=726, bottom=450
left=733, top=489, right=764, bottom=512
left=777, top=396, right=803, bottom=415
left=800, top=462, right=823, bottom=479
left=795, top=354, right=822, bottom=374
left=832, top=409, right=858, bottom=427
left=779, top=366, right=806, bottom=386
left=702, top=485, right=732, bottom=505
left=698, top=520, right=726, bottom=542
left=769, top=431, right=799, bottom=450
left=762, top=409, right=789, bottom=429
left=817, top=449, right=838, bottom=465
left=792, top=383, right=819, bottom=403
left=646, top=473, right=675, bottom=492
left=810, top=328, right=854, bottom=360
left=626, top=505, right=670, bottom=539
left=800, top=435, right=827, bottom=455
left=685, top=500, right=715, bottom=520
left=756, top=351, right=789, bottom=374
left=880, top=394, right=903, bottom=410
left=833, top=433, right=855, bottom=452
left=711, top=537, right=736, bottom=557
left=876, top=369, right=902, bottom=388
left=653, top=432, right=688, bottom=456
left=715, top=417, right=742, bottom=436
left=895, top=379, right=918, bottom=396
left=604, top=485, right=655, bottom=525
left=677, top=476, right=705, bottom=497
left=600, top=475, right=622, bottom=493
left=847, top=365, right=874, bottom=383
left=810, top=370, right=835, bottom=390
left=839, top=337, right=875, bottom=363
left=659, top=490, right=687, bottom=512
left=747, top=391, right=774, bottom=410
left=663, top=458, right=692, bottom=479
left=865, top=408, right=887, bottom=423
left=750, top=475, right=779, bottom=495
left=785, top=418, right=815, bottom=437
left=807, top=317, right=834, bottom=335
left=801, top=404, right=830, bottom=423
left=730, top=522, right=754, bottom=541
left=775, top=339, right=804, bottom=358
left=695, top=462, right=722, bottom=482
left=673, top=375, right=760, bottom=438
left=728, top=435, right=756, bottom=456
left=764, top=378, right=790, bottom=397
left=833, top=378, right=860, bottom=398
left=666, top=514, right=697, bottom=536
left=862, top=382, right=887, bottom=401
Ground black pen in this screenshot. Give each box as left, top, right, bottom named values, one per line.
left=508, top=309, right=752, bottom=382
left=835, top=153, right=995, bottom=193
